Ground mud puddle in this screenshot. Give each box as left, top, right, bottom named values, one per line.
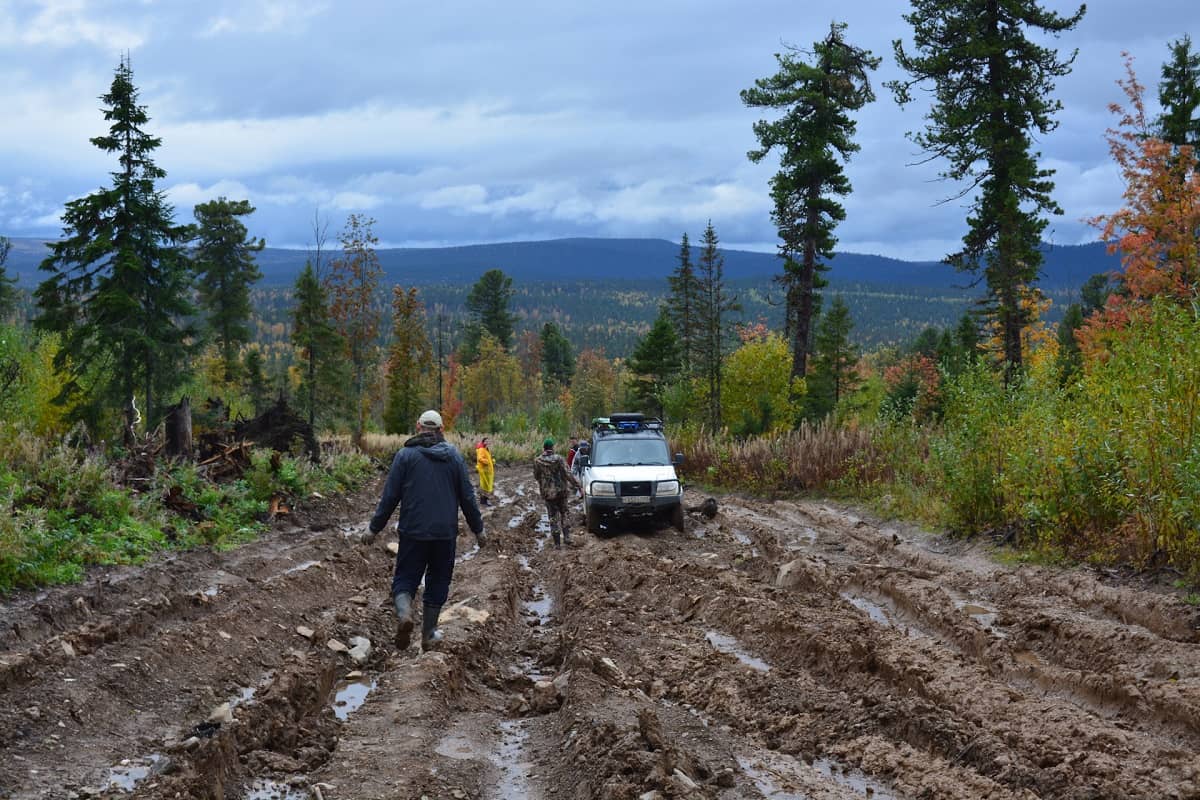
left=332, top=678, right=376, bottom=720
left=490, top=719, right=537, bottom=799
left=243, top=778, right=309, bottom=799
left=705, top=630, right=771, bottom=672
left=840, top=590, right=929, bottom=639
left=106, top=754, right=163, bottom=792
left=737, top=748, right=899, bottom=799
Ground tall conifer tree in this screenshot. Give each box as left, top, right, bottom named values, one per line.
left=695, top=221, right=740, bottom=430
left=665, top=233, right=702, bottom=375
left=192, top=197, right=264, bottom=383
left=462, top=269, right=517, bottom=360
left=742, top=22, right=879, bottom=379
left=291, top=261, right=343, bottom=429
left=383, top=286, right=433, bottom=435
left=889, top=0, right=1085, bottom=379
left=539, top=322, right=574, bottom=389
left=326, top=213, right=383, bottom=444
left=1158, top=34, right=1200, bottom=150
left=34, top=56, right=195, bottom=434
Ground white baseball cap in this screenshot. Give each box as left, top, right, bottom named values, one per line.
left=417, top=409, right=443, bottom=429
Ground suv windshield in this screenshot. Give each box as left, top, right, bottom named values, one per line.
left=592, top=438, right=670, bottom=466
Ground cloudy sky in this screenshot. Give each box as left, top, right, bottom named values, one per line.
left=0, top=0, right=1195, bottom=261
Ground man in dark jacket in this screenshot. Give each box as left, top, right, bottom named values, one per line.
left=362, top=409, right=485, bottom=651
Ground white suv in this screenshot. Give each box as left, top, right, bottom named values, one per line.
left=577, top=413, right=685, bottom=534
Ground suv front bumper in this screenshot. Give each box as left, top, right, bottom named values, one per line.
left=588, top=494, right=680, bottom=518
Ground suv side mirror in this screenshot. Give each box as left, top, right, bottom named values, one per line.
left=673, top=453, right=684, bottom=465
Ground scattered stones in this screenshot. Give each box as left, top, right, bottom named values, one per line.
left=326, top=638, right=348, bottom=653
left=296, top=626, right=315, bottom=639
left=207, top=702, right=234, bottom=725
left=347, top=636, right=372, bottom=664
left=348, top=595, right=368, bottom=606
left=60, top=641, right=76, bottom=657
left=530, top=680, right=561, bottom=713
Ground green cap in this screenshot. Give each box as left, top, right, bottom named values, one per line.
left=543, top=437, right=555, bottom=449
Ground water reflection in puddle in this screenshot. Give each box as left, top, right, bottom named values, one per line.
left=522, top=585, right=553, bottom=625
left=842, top=593, right=893, bottom=626
left=283, top=560, right=320, bottom=575
left=955, top=599, right=1004, bottom=635
left=737, top=749, right=898, bottom=799
left=332, top=679, right=376, bottom=720
left=436, top=730, right=480, bottom=760
left=107, top=754, right=162, bottom=792
left=490, top=719, right=535, bottom=799
left=456, top=544, right=480, bottom=564
left=230, top=685, right=257, bottom=708
left=705, top=630, right=771, bottom=672
left=732, top=529, right=753, bottom=545
left=243, top=778, right=309, bottom=800
left=840, top=592, right=928, bottom=640
left=534, top=516, right=551, bottom=550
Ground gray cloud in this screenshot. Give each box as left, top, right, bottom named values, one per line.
left=0, top=0, right=1196, bottom=263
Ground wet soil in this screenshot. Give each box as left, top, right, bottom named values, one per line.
left=3, top=466, right=1200, bottom=799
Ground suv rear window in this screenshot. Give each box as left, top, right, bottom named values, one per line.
left=592, top=438, right=670, bottom=466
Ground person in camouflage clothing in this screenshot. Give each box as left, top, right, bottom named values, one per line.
left=533, top=437, right=582, bottom=548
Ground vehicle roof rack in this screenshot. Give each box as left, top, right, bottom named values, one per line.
left=591, top=413, right=663, bottom=435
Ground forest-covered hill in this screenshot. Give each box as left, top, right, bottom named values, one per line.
left=3, top=235, right=1118, bottom=290
left=4, top=236, right=1118, bottom=356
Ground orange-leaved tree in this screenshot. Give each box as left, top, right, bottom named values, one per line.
left=1082, top=55, right=1200, bottom=356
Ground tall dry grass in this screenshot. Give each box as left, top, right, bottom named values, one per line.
left=675, top=421, right=885, bottom=493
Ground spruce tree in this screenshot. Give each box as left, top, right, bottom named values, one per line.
left=539, top=322, right=575, bottom=389
left=326, top=213, right=383, bottom=444
left=1158, top=34, right=1200, bottom=150
left=462, top=269, right=517, bottom=360
left=665, top=233, right=702, bottom=375
left=742, top=22, right=879, bottom=379
left=889, top=0, right=1085, bottom=380
left=804, top=296, right=859, bottom=419
left=291, top=261, right=343, bottom=429
left=242, top=348, right=269, bottom=415
left=192, top=198, right=264, bottom=383
left=383, top=286, right=433, bottom=435
left=627, top=310, right=682, bottom=418
left=0, top=237, right=15, bottom=321
left=695, top=221, right=740, bottom=430
left=34, top=57, right=195, bottom=434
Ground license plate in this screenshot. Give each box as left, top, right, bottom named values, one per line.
left=622, top=495, right=650, bottom=504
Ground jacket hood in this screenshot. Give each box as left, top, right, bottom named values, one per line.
left=536, top=451, right=559, bottom=463
left=404, top=433, right=455, bottom=461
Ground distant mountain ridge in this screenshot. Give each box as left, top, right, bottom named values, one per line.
left=2, top=235, right=1119, bottom=291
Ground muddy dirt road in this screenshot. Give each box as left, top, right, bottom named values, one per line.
left=3, top=465, right=1200, bottom=799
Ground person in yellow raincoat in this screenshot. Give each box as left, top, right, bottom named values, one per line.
left=475, top=437, right=495, bottom=506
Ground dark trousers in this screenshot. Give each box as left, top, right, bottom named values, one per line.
left=545, top=496, right=570, bottom=540
left=391, top=536, right=457, bottom=607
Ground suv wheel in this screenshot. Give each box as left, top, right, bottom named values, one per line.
left=670, top=503, right=685, bottom=533
left=586, top=506, right=603, bottom=535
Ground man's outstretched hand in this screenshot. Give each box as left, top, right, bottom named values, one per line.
left=360, top=527, right=378, bottom=545
left=475, top=529, right=488, bottom=549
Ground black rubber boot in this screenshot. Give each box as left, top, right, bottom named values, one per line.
left=421, top=604, right=444, bottom=651
left=393, top=591, right=414, bottom=650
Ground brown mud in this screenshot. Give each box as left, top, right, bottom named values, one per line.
left=2, top=466, right=1200, bottom=799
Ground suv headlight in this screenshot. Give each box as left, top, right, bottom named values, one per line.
left=656, top=480, right=680, bottom=496
left=589, top=481, right=616, bottom=497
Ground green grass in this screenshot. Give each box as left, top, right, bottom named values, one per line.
left=0, top=433, right=374, bottom=595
